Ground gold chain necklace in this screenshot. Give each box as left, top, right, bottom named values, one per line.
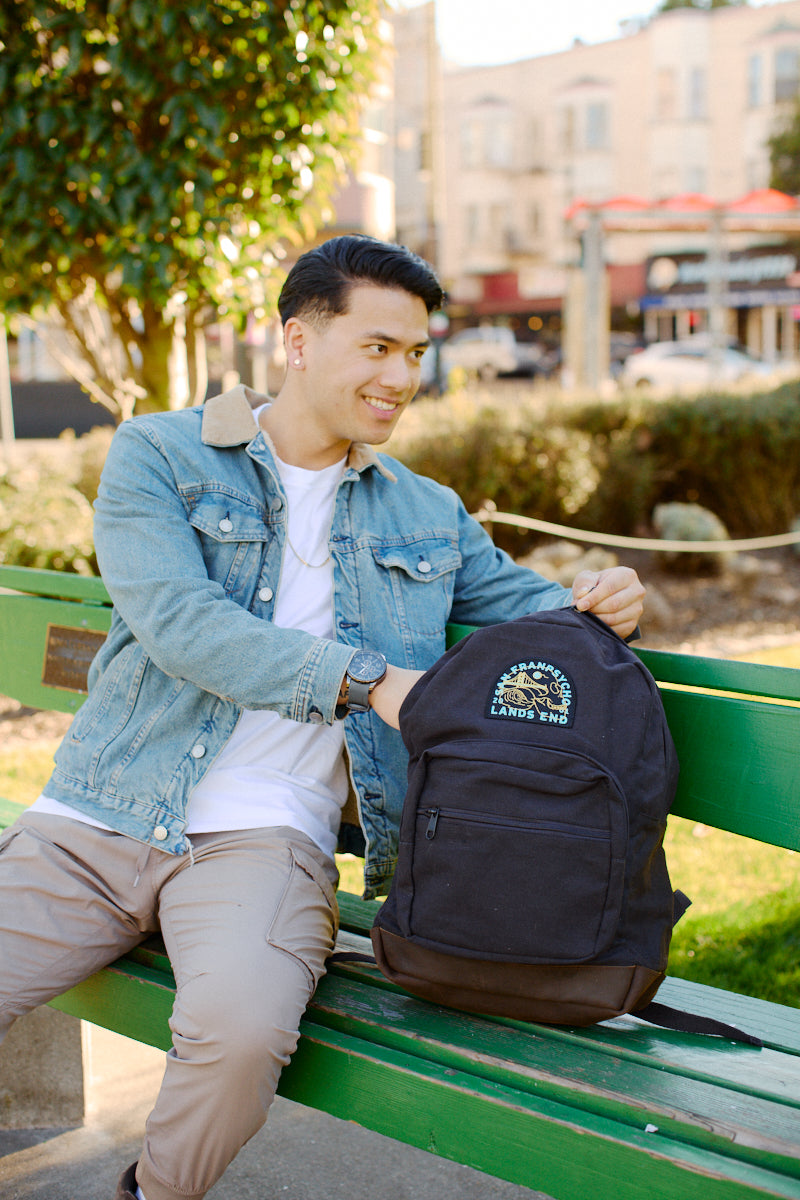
left=285, top=532, right=331, bottom=569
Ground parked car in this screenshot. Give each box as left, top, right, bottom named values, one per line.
left=609, top=332, right=646, bottom=378
left=618, top=338, right=777, bottom=390
left=440, top=326, right=542, bottom=381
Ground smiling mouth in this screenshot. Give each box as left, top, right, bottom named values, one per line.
left=365, top=396, right=400, bottom=412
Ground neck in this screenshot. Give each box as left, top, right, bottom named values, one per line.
left=259, top=393, right=350, bottom=470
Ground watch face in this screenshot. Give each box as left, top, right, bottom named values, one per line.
left=348, top=649, right=387, bottom=684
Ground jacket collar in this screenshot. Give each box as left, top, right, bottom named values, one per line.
left=200, top=385, right=396, bottom=479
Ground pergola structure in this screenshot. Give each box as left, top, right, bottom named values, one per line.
left=563, top=188, right=800, bottom=389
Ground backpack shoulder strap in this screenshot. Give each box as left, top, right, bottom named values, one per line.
left=634, top=1001, right=763, bottom=1047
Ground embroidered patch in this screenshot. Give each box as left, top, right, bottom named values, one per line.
left=486, top=659, right=575, bottom=726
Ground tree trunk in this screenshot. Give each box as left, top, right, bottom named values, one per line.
left=136, top=305, right=181, bottom=414
left=186, top=310, right=209, bottom=407
left=137, top=303, right=209, bottom=413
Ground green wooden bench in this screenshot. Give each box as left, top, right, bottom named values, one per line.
left=1, top=562, right=799, bottom=1200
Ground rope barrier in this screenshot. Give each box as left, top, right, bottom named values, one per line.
left=472, top=501, right=800, bottom=554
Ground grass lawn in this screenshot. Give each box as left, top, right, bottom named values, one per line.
left=664, top=817, right=799, bottom=1007
left=3, top=740, right=797, bottom=1011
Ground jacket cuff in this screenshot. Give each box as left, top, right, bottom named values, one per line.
left=294, top=640, right=357, bottom=725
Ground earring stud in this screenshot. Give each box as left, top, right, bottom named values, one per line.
left=294, top=358, right=302, bottom=366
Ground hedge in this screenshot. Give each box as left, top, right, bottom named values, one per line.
left=2, top=383, right=799, bottom=571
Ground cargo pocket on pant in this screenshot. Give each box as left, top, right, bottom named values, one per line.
left=0, top=823, right=24, bottom=855
left=266, top=846, right=339, bottom=998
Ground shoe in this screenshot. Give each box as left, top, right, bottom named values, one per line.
left=115, top=1162, right=139, bottom=1200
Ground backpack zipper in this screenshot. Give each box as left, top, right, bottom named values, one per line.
left=425, top=808, right=440, bottom=839
left=422, top=805, right=609, bottom=842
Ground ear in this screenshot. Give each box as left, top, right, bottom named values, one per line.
left=283, top=317, right=307, bottom=366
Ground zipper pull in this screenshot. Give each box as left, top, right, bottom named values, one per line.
left=425, top=808, right=440, bottom=840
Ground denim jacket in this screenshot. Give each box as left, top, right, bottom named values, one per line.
left=45, top=385, right=570, bottom=897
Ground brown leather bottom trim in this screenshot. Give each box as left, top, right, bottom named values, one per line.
left=371, top=928, right=664, bottom=1025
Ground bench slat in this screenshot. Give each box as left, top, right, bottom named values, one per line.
left=313, top=966, right=800, bottom=1157
left=638, top=648, right=800, bottom=704
left=46, top=923, right=800, bottom=1175
left=661, top=690, right=800, bottom=849
left=283, top=1023, right=800, bottom=1200
left=48, top=959, right=800, bottom=1200
left=49, top=915, right=800, bottom=1158
left=0, top=564, right=110, bottom=605
left=0, top=592, right=111, bottom=712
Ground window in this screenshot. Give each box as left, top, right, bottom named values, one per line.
left=461, top=109, right=513, bottom=169
left=688, top=68, right=706, bottom=120
left=527, top=203, right=542, bottom=237
left=775, top=47, right=800, bottom=102
left=748, top=54, right=762, bottom=108
left=485, top=115, right=513, bottom=169
left=527, top=117, right=543, bottom=168
left=488, top=202, right=510, bottom=247
left=686, top=165, right=707, bottom=193
left=585, top=102, right=609, bottom=149
left=464, top=204, right=480, bottom=246
left=656, top=68, right=677, bottom=121
left=559, top=105, right=576, bottom=153
left=460, top=119, right=481, bottom=169
left=745, top=157, right=765, bottom=191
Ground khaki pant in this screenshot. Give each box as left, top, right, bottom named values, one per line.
left=0, top=814, right=339, bottom=1200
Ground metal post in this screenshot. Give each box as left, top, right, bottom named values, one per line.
left=0, top=322, right=15, bottom=446
left=583, top=210, right=604, bottom=391
left=708, top=207, right=727, bottom=371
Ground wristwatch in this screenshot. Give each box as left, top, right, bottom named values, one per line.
left=340, top=649, right=387, bottom=715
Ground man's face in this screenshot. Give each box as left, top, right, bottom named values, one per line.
left=292, top=284, right=430, bottom=459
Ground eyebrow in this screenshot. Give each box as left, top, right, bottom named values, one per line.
left=362, top=329, right=431, bottom=349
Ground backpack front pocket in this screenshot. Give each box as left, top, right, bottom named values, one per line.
left=399, top=740, right=628, bottom=963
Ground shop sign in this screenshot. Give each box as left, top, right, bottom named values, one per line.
left=643, top=247, right=800, bottom=309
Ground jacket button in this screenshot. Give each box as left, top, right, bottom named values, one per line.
left=308, top=707, right=324, bottom=724
left=218, top=517, right=233, bottom=533
left=418, top=560, right=432, bottom=573
left=259, top=586, right=273, bottom=602
left=191, top=743, right=206, bottom=758
left=153, top=825, right=168, bottom=841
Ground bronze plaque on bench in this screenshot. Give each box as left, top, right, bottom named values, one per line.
left=41, top=624, right=107, bottom=693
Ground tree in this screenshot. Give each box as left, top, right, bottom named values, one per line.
left=769, top=101, right=800, bottom=197
left=0, top=0, right=384, bottom=418
left=654, top=1, right=747, bottom=11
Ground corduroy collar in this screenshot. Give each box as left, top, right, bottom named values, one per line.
left=200, top=384, right=396, bottom=479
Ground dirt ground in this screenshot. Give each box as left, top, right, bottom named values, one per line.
left=519, top=543, right=800, bottom=658
left=625, top=545, right=800, bottom=656
left=2, top=547, right=799, bottom=752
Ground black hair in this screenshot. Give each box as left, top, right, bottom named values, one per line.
left=277, top=234, right=444, bottom=326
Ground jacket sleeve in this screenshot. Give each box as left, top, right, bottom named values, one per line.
left=92, top=418, right=353, bottom=723
left=448, top=491, right=572, bottom=626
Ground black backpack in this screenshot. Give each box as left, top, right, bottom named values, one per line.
left=370, top=607, right=760, bottom=1043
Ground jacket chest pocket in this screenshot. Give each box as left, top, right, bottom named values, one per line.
left=372, top=541, right=461, bottom=637
left=187, top=494, right=272, bottom=602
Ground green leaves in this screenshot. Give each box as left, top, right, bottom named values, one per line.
left=0, top=0, right=382, bottom=411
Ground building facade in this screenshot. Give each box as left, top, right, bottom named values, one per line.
left=426, top=0, right=800, bottom=371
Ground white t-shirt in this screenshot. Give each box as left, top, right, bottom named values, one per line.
left=31, top=410, right=350, bottom=860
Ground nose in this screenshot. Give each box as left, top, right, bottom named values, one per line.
left=378, top=351, right=416, bottom=392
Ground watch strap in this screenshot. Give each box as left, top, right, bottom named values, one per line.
left=346, top=677, right=372, bottom=714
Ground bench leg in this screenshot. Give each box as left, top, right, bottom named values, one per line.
left=0, top=1006, right=85, bottom=1129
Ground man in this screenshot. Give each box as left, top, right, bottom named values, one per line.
left=0, top=236, right=644, bottom=1200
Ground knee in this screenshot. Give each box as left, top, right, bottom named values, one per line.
left=171, top=967, right=307, bottom=1081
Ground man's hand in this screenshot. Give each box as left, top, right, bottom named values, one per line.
left=368, top=664, right=424, bottom=730
left=363, top=567, right=645, bottom=728
left=572, top=566, right=645, bottom=641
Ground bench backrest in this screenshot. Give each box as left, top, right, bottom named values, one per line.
left=3, top=568, right=798, bottom=853
left=0, top=565, right=112, bottom=713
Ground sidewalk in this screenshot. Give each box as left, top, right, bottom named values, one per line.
left=0, top=1023, right=549, bottom=1200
